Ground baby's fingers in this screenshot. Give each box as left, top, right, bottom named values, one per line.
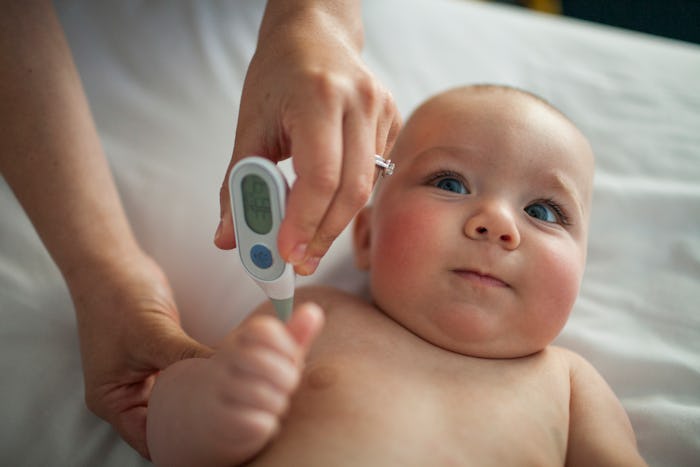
left=214, top=305, right=323, bottom=408
left=229, top=343, right=300, bottom=393
left=219, top=371, right=290, bottom=417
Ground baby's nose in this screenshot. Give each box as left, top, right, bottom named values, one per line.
left=464, top=206, right=520, bottom=249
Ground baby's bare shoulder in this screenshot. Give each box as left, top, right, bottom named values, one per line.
left=553, top=345, right=647, bottom=465
left=545, top=345, right=589, bottom=372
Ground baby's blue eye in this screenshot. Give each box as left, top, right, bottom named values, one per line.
left=435, top=178, right=467, bottom=194
left=525, top=203, right=557, bottom=223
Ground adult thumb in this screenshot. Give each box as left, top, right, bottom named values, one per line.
left=148, top=330, right=215, bottom=370
left=214, top=167, right=236, bottom=250
left=286, top=302, right=325, bottom=353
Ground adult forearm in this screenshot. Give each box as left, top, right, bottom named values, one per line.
left=0, top=1, right=140, bottom=285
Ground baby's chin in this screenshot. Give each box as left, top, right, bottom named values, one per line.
left=432, top=336, right=551, bottom=360
left=372, top=288, right=562, bottom=359
left=396, top=308, right=555, bottom=360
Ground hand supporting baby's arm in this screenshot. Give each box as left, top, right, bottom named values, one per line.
left=147, top=303, right=324, bottom=467
left=565, top=351, right=648, bottom=467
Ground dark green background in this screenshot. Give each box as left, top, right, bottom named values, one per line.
left=493, top=0, right=700, bottom=44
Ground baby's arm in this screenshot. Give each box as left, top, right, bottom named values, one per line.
left=147, top=303, right=323, bottom=466
left=565, top=350, right=647, bottom=467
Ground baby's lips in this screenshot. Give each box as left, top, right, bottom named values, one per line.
left=453, top=269, right=510, bottom=288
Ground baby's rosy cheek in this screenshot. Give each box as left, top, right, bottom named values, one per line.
left=370, top=212, right=430, bottom=282
left=535, top=246, right=583, bottom=319
left=377, top=213, right=437, bottom=262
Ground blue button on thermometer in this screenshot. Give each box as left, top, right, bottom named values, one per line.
left=229, top=157, right=295, bottom=321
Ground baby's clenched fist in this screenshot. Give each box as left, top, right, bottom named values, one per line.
left=147, top=303, right=324, bottom=467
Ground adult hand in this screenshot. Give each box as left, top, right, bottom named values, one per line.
left=2, top=2, right=211, bottom=458
left=147, top=302, right=324, bottom=466
left=215, top=1, right=401, bottom=275
left=70, top=252, right=213, bottom=459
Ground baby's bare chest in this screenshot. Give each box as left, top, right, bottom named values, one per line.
left=253, top=309, right=572, bottom=466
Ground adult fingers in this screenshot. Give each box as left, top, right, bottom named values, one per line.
left=377, top=91, right=402, bottom=158
left=300, top=84, right=401, bottom=268
left=277, top=105, right=343, bottom=270
left=300, top=109, right=376, bottom=272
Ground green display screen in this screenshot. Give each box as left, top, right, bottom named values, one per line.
left=241, top=174, right=273, bottom=234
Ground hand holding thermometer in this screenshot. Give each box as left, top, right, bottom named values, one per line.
left=229, top=154, right=395, bottom=321
left=229, top=157, right=295, bottom=321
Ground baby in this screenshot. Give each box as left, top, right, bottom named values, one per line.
left=147, top=85, right=647, bottom=466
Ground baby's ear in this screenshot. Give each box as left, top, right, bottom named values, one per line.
left=352, top=206, right=373, bottom=270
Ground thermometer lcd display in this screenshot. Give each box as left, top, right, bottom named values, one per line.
left=241, top=174, right=273, bottom=234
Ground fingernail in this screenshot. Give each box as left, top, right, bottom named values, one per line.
left=214, top=220, right=223, bottom=243
left=289, top=243, right=307, bottom=264
left=301, top=256, right=321, bottom=274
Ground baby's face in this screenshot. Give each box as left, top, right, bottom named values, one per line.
left=355, top=88, right=594, bottom=358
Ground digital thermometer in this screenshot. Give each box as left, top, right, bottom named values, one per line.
left=229, top=157, right=295, bottom=321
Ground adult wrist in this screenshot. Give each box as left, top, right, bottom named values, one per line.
left=60, top=240, right=148, bottom=304
left=259, top=0, right=364, bottom=52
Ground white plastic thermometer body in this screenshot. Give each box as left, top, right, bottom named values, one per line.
left=229, top=157, right=295, bottom=321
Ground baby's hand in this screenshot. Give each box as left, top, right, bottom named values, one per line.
left=147, top=303, right=324, bottom=467
left=211, top=303, right=324, bottom=454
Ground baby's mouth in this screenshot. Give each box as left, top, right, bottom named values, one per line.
left=452, top=269, right=510, bottom=288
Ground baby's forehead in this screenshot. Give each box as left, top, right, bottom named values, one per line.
left=393, top=88, right=595, bottom=200
left=406, top=96, right=589, bottom=156
left=408, top=88, right=591, bottom=159
left=408, top=86, right=582, bottom=137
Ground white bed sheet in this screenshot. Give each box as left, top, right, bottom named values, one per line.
left=1, top=1, right=698, bottom=465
